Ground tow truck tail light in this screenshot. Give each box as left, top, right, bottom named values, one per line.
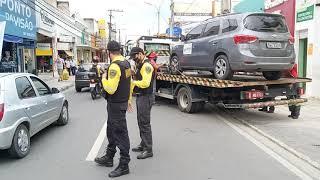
left=90, top=79, right=95, bottom=83
left=241, top=90, right=264, bottom=100
left=297, top=87, right=305, bottom=95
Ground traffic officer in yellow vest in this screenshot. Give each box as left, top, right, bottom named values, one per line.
left=94, top=41, right=132, bottom=178
left=129, top=47, right=155, bottom=159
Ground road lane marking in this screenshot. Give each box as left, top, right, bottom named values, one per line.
left=86, top=121, right=107, bottom=161
left=216, top=114, right=313, bottom=180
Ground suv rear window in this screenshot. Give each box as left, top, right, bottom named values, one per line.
left=244, top=14, right=288, bottom=33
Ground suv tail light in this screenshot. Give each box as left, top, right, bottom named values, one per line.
left=289, top=36, right=295, bottom=45
left=234, top=35, right=257, bottom=44
left=0, top=103, right=4, bottom=122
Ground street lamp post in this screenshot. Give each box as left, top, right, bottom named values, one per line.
left=145, top=2, right=160, bottom=35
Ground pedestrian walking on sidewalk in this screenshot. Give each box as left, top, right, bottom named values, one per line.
left=56, top=55, right=64, bottom=82
left=94, top=41, right=132, bottom=178
left=70, top=58, right=77, bottom=75
left=65, top=58, right=71, bottom=75
left=130, top=47, right=155, bottom=159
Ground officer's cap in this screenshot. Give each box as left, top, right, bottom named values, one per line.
left=107, top=41, right=121, bottom=51
left=129, top=47, right=144, bottom=58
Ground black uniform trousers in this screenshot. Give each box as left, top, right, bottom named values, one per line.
left=136, top=94, right=154, bottom=152
left=106, top=102, right=130, bottom=164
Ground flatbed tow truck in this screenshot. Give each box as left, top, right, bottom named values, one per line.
left=155, top=71, right=311, bottom=117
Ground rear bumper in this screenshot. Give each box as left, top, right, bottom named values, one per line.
left=0, top=125, right=15, bottom=149
left=222, top=98, right=307, bottom=109
left=75, top=79, right=90, bottom=88
left=231, top=61, right=294, bottom=71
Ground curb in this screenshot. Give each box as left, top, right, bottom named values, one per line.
left=229, top=112, right=320, bottom=171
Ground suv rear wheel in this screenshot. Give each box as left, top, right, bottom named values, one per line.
left=263, top=71, right=281, bottom=80
left=170, top=56, right=180, bottom=75
left=213, top=55, right=233, bottom=80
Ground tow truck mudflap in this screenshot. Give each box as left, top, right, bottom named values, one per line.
left=222, top=98, right=307, bottom=109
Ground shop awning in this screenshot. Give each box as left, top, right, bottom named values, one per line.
left=4, top=35, right=23, bottom=43
left=64, top=50, right=74, bottom=57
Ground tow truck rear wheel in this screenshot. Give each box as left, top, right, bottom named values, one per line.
left=170, top=56, right=180, bottom=75
left=177, top=87, right=204, bottom=113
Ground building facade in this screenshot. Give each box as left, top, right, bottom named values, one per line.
left=0, top=0, right=37, bottom=74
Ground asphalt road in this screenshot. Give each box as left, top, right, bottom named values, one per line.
left=0, top=88, right=302, bottom=180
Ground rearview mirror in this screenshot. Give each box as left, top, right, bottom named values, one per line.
left=51, top=87, right=60, bottom=94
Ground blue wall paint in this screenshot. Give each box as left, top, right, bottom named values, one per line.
left=233, top=0, right=265, bottom=13
left=0, top=0, right=37, bottom=40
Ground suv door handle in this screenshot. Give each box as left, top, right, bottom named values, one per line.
left=211, top=42, right=218, bottom=46
left=25, top=107, right=31, bottom=110
left=42, top=101, right=48, bottom=105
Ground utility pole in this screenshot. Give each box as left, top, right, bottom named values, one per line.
left=118, top=29, right=121, bottom=43
left=107, top=9, right=123, bottom=42
left=169, top=0, right=174, bottom=37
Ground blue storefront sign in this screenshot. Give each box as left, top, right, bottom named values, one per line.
left=0, top=0, right=37, bottom=40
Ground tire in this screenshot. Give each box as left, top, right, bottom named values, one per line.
left=76, top=86, right=82, bottom=92
left=170, top=56, right=181, bottom=75
left=177, top=87, right=204, bottom=113
left=213, top=55, right=233, bottom=80
left=91, top=88, right=97, bottom=100
left=263, top=71, right=281, bottom=80
left=8, top=124, right=30, bottom=159
left=57, top=102, right=69, bottom=126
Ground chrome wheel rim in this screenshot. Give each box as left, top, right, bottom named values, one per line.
left=17, top=129, right=29, bottom=152
left=171, top=57, right=179, bottom=73
left=215, top=59, right=227, bottom=78
left=180, top=93, right=189, bottom=109
left=62, top=106, right=68, bottom=121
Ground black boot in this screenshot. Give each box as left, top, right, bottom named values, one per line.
left=137, top=151, right=153, bottom=159
left=94, top=154, right=113, bottom=167
left=108, top=163, right=130, bottom=178
left=132, top=145, right=144, bottom=152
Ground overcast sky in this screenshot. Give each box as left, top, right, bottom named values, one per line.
left=67, top=0, right=171, bottom=42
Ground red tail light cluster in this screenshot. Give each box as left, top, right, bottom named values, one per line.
left=0, top=103, right=4, bottom=122
left=234, top=35, right=258, bottom=44
left=289, top=36, right=295, bottom=45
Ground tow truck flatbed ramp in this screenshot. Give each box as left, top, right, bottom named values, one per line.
left=156, top=73, right=312, bottom=88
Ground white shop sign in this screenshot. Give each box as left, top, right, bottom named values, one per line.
left=57, top=42, right=69, bottom=50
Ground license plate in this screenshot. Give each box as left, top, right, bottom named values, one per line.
left=90, top=83, right=96, bottom=88
left=266, top=42, right=282, bottom=49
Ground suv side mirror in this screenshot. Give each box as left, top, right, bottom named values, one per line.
left=51, top=87, right=60, bottom=94
left=180, top=35, right=186, bottom=41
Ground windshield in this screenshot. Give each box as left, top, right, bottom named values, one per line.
left=244, top=14, right=288, bottom=33
left=144, top=43, right=170, bottom=56
left=78, top=64, right=92, bottom=72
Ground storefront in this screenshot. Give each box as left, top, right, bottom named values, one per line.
left=294, top=0, right=320, bottom=97
left=36, top=4, right=56, bottom=73
left=0, top=0, right=37, bottom=73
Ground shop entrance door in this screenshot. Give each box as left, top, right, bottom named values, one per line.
left=298, top=38, right=308, bottom=90
left=17, top=46, right=24, bottom=72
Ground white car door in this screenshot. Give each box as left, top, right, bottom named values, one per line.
left=29, top=76, right=61, bottom=126
left=15, top=76, right=45, bottom=134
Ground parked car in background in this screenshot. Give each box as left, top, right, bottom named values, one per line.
left=75, top=63, right=108, bottom=92
left=170, top=13, right=295, bottom=80
left=0, top=73, right=69, bottom=158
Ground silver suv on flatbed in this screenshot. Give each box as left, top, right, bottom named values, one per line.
left=170, top=13, right=295, bottom=80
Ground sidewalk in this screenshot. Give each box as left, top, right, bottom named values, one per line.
left=226, top=99, right=320, bottom=167
left=38, top=73, right=75, bottom=92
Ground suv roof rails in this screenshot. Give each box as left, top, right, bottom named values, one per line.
left=204, top=12, right=242, bottom=21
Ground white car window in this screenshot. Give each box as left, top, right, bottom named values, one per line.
left=15, top=77, right=36, bottom=99
left=30, top=77, right=51, bottom=96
